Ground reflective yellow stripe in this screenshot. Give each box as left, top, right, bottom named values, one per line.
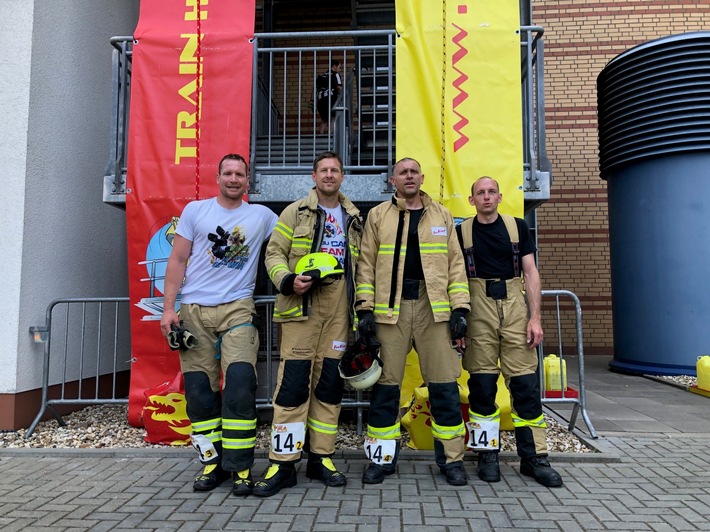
left=269, top=264, right=289, bottom=279
left=430, top=301, right=450, bottom=312
left=367, top=424, right=401, bottom=439
left=274, top=307, right=303, bottom=319
left=378, top=244, right=406, bottom=255
left=356, top=283, right=375, bottom=296
left=447, top=282, right=469, bottom=295
left=292, top=238, right=312, bottom=250
left=222, top=437, right=256, bottom=450
left=374, top=303, right=399, bottom=316
left=469, top=408, right=501, bottom=423
left=192, top=418, right=221, bottom=432
left=431, top=421, right=466, bottom=440
left=419, top=243, right=448, bottom=253
left=274, top=222, right=293, bottom=239
left=308, top=417, right=338, bottom=435
left=511, top=413, right=547, bottom=429
left=206, top=431, right=222, bottom=443
left=222, top=418, right=257, bottom=431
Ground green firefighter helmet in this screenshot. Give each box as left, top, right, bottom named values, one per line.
left=295, top=252, right=344, bottom=279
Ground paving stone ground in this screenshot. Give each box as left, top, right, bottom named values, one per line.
left=1, top=356, right=709, bottom=531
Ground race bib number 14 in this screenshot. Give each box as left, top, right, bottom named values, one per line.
left=364, top=437, right=396, bottom=465
left=271, top=422, right=306, bottom=455
left=467, top=419, right=500, bottom=450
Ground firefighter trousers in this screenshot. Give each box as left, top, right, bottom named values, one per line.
left=179, top=298, right=259, bottom=472
left=462, top=278, right=548, bottom=457
left=368, top=281, right=466, bottom=465
left=269, top=277, right=349, bottom=463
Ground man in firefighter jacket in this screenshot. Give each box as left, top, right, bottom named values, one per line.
left=160, top=154, right=278, bottom=495
left=457, top=176, right=563, bottom=488
left=255, top=151, right=363, bottom=497
left=355, top=157, right=471, bottom=486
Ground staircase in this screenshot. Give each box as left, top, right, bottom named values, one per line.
left=354, top=1, right=396, bottom=167
left=254, top=135, right=332, bottom=169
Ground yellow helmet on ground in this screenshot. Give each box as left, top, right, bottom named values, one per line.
left=295, top=252, right=344, bottom=280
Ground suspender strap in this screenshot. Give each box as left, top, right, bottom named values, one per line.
left=499, top=214, right=520, bottom=278
left=459, top=217, right=477, bottom=278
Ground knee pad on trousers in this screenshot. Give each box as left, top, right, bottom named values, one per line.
left=367, top=383, right=400, bottom=428
left=314, top=357, right=345, bottom=405
left=223, top=362, right=257, bottom=419
left=428, top=381, right=463, bottom=427
left=467, top=373, right=499, bottom=416
left=183, top=371, right=221, bottom=422
left=275, top=359, right=312, bottom=407
left=508, top=373, right=542, bottom=420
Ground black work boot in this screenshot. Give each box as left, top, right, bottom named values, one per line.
left=306, top=457, right=347, bottom=487
left=439, top=461, right=468, bottom=486
left=477, top=451, right=501, bottom=482
left=520, top=455, right=563, bottom=488
left=232, top=469, right=253, bottom=496
left=253, top=463, right=298, bottom=497
left=193, top=463, right=231, bottom=492
left=362, top=462, right=395, bottom=484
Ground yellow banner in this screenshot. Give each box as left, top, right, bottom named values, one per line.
left=396, top=0, right=523, bottom=217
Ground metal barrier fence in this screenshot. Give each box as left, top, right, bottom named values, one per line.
left=539, top=290, right=597, bottom=438
left=26, top=297, right=132, bottom=438
left=27, top=291, right=595, bottom=439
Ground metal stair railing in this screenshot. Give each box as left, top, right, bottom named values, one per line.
left=103, top=36, right=132, bottom=205
left=250, top=30, right=395, bottom=178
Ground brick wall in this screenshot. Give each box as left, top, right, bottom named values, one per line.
left=535, top=0, right=710, bottom=354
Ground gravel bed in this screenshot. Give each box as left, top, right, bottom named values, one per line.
left=653, top=375, right=697, bottom=387
left=0, top=404, right=593, bottom=453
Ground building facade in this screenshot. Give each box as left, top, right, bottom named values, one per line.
left=1, top=0, right=707, bottom=430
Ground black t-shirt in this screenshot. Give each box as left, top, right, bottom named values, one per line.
left=316, top=72, right=342, bottom=101
left=403, top=208, right=424, bottom=280
left=466, top=215, right=536, bottom=279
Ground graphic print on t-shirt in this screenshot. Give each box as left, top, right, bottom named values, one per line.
left=206, top=224, right=250, bottom=270
left=320, top=211, right=346, bottom=266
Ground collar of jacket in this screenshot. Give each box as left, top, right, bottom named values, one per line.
left=303, top=186, right=361, bottom=216
left=390, top=190, right=432, bottom=211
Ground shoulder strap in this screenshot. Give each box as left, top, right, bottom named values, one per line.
left=461, top=217, right=474, bottom=249
left=500, top=214, right=519, bottom=243
left=459, top=218, right=476, bottom=278
left=500, top=214, right=521, bottom=278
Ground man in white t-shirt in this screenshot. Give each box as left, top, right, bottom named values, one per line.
left=255, top=151, right=363, bottom=497
left=160, top=154, right=277, bottom=496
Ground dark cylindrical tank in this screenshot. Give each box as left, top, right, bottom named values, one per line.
left=598, top=32, right=710, bottom=375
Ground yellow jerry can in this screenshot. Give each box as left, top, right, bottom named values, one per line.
left=544, top=354, right=567, bottom=391
left=697, top=355, right=710, bottom=391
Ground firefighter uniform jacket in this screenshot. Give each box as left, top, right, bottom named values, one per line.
left=266, top=187, right=363, bottom=322
left=355, top=191, right=470, bottom=324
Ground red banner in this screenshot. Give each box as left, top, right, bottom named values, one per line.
left=126, top=0, right=255, bottom=428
